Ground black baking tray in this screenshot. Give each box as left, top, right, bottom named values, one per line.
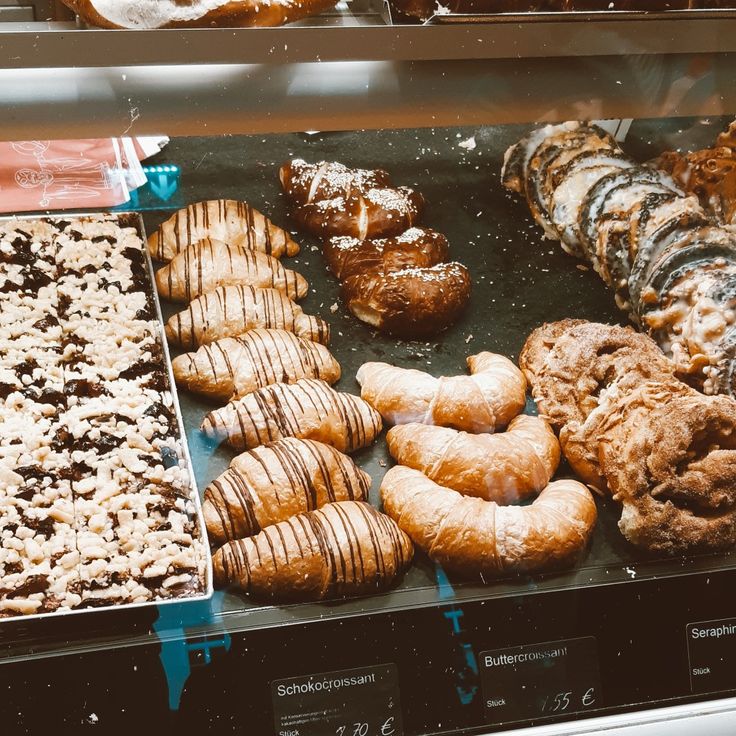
left=4, top=117, right=735, bottom=661
left=145, top=117, right=736, bottom=638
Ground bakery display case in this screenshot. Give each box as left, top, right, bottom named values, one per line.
left=5, top=6, right=736, bottom=736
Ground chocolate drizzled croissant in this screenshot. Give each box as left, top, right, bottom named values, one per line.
left=201, top=378, right=383, bottom=452
left=155, top=238, right=307, bottom=303
left=148, top=199, right=299, bottom=262
left=171, top=328, right=340, bottom=401
left=203, top=438, right=371, bottom=545
left=212, top=501, right=413, bottom=601
left=165, top=285, right=330, bottom=349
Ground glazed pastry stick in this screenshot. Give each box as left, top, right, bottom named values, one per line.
left=155, top=238, right=308, bottom=302
left=148, top=199, right=300, bottom=262
left=201, top=378, right=382, bottom=452
left=171, top=328, right=341, bottom=401
left=381, top=466, right=596, bottom=577
left=357, top=352, right=526, bottom=432
left=386, top=414, right=560, bottom=503
left=203, top=438, right=371, bottom=545
left=165, top=285, right=330, bottom=349
left=212, top=501, right=413, bottom=601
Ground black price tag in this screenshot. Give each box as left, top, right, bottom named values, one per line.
left=479, top=636, right=601, bottom=725
left=271, top=663, right=402, bottom=736
left=687, top=618, right=736, bottom=694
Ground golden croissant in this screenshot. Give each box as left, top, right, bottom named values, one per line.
left=381, top=466, right=596, bottom=577
left=165, top=285, right=330, bottom=349
left=201, top=378, right=382, bottom=452
left=155, top=238, right=308, bottom=303
left=203, top=438, right=371, bottom=545
left=357, top=352, right=526, bottom=433
left=171, top=328, right=340, bottom=401
left=148, top=199, right=299, bottom=262
left=386, top=414, right=560, bottom=503
left=212, top=501, right=413, bottom=601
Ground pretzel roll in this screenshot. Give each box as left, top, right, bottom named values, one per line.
left=381, top=466, right=597, bottom=576
left=357, top=352, right=526, bottom=433
left=386, top=414, right=560, bottom=503
left=341, top=262, right=471, bottom=338
left=279, top=159, right=423, bottom=240
left=596, top=380, right=736, bottom=552
left=323, top=227, right=449, bottom=281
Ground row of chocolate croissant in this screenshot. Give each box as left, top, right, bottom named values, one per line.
left=147, top=199, right=416, bottom=601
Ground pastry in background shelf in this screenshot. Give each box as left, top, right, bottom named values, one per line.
left=323, top=227, right=449, bottom=281
left=380, top=466, right=596, bottom=577
left=203, top=438, right=371, bottom=545
left=64, top=0, right=338, bottom=29
left=171, top=328, right=340, bottom=401
left=213, top=501, right=413, bottom=601
left=386, top=414, right=560, bottom=504
left=357, top=352, right=526, bottom=432
left=155, top=238, right=307, bottom=302
left=201, top=378, right=382, bottom=452
left=165, top=285, right=330, bottom=349
left=522, top=319, right=736, bottom=553
left=148, top=199, right=300, bottom=262
left=503, top=120, right=736, bottom=396
left=279, top=159, right=424, bottom=239
left=341, top=262, right=471, bottom=338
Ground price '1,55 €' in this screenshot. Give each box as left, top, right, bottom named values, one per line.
left=542, top=688, right=596, bottom=714
left=335, top=717, right=396, bottom=736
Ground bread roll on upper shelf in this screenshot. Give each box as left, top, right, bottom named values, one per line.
left=212, top=501, right=413, bottom=601
left=203, top=438, right=371, bottom=545
left=171, top=328, right=341, bottom=401
left=386, top=414, right=560, bottom=504
left=381, top=466, right=596, bottom=577
left=357, top=352, right=526, bottom=433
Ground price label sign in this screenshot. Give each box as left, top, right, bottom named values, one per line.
left=687, top=617, right=736, bottom=694
left=271, top=663, right=403, bottom=736
left=479, top=636, right=601, bottom=725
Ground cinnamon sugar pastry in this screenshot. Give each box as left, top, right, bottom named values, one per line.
left=381, top=466, right=596, bottom=576
left=165, top=285, right=330, bottom=349
left=523, top=319, right=736, bottom=552
left=148, top=200, right=299, bottom=262
left=341, top=262, right=471, bottom=338
left=155, top=238, right=307, bottom=303
left=171, top=328, right=340, bottom=401
left=386, top=414, right=560, bottom=503
left=279, top=159, right=424, bottom=240
left=66, top=0, right=338, bottom=28
left=323, top=227, right=449, bottom=281
left=357, top=352, right=526, bottom=432
left=212, top=501, right=413, bottom=601
left=203, top=438, right=370, bottom=545
left=201, top=378, right=382, bottom=452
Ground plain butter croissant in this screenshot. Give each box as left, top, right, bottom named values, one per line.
left=203, top=438, right=370, bottom=545
left=212, top=501, right=413, bottom=601
left=165, top=285, right=330, bottom=349
left=381, top=466, right=596, bottom=577
left=148, top=199, right=299, bottom=262
left=155, top=238, right=307, bottom=302
left=357, top=352, right=526, bottom=432
left=201, top=378, right=382, bottom=452
left=386, top=414, right=560, bottom=503
left=171, top=328, right=340, bottom=401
